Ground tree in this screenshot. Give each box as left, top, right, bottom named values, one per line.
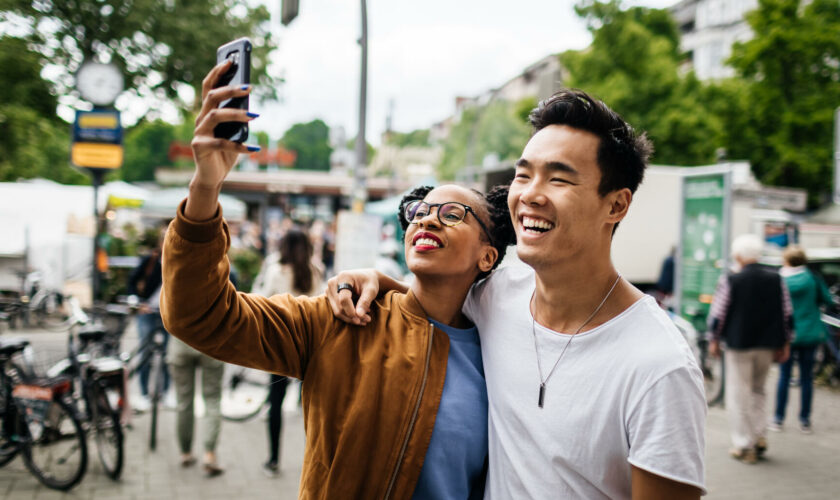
left=0, top=37, right=85, bottom=183
left=437, top=98, right=533, bottom=180
left=281, top=119, right=332, bottom=171
left=386, top=129, right=430, bottom=148
left=121, top=120, right=176, bottom=182
left=562, top=0, right=723, bottom=166
left=727, top=0, right=840, bottom=205
left=0, top=104, right=87, bottom=183
left=0, top=0, right=279, bottom=119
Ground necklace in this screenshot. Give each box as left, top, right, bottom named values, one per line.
left=531, top=274, right=621, bottom=408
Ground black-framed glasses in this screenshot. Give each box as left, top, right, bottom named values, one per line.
left=404, top=200, right=494, bottom=243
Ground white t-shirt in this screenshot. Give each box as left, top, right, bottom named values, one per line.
left=463, top=265, right=707, bottom=499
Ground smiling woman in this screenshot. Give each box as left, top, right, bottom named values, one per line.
left=159, top=62, right=520, bottom=499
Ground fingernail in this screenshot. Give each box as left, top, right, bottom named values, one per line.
left=241, top=85, right=250, bottom=90
left=246, top=112, right=259, bottom=118
left=246, top=145, right=260, bottom=152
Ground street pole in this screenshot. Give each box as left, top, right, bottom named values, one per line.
left=834, top=106, right=839, bottom=204
left=90, top=168, right=105, bottom=304
left=352, top=0, right=368, bottom=213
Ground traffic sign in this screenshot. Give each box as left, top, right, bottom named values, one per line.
left=72, top=109, right=123, bottom=169
left=71, top=143, right=123, bottom=169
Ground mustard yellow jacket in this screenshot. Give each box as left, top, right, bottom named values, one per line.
left=161, top=202, right=449, bottom=499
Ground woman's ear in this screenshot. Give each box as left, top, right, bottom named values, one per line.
left=478, top=245, right=499, bottom=273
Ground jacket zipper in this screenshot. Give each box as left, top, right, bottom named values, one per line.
left=384, top=323, right=435, bottom=500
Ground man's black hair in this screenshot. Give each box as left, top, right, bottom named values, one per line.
left=398, top=184, right=515, bottom=283
left=529, top=89, right=652, bottom=197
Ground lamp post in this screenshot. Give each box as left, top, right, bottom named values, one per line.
left=352, top=0, right=369, bottom=213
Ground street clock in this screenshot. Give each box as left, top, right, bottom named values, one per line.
left=75, top=61, right=124, bottom=107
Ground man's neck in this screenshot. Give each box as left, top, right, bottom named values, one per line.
left=531, top=254, right=643, bottom=334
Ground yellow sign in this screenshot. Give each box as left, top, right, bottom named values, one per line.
left=71, top=142, right=123, bottom=169
left=78, top=114, right=119, bottom=129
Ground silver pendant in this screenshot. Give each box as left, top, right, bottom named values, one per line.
left=538, top=383, right=546, bottom=408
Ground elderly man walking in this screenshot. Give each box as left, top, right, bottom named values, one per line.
left=708, top=234, right=793, bottom=464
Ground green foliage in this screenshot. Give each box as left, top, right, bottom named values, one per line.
left=281, top=119, right=332, bottom=171
left=0, top=36, right=85, bottom=183
left=727, top=0, right=840, bottom=205
left=229, top=247, right=263, bottom=292
left=345, top=137, right=376, bottom=165
left=437, top=99, right=532, bottom=180
left=0, top=37, right=58, bottom=119
left=122, top=120, right=176, bottom=182
left=0, top=104, right=87, bottom=183
left=386, top=129, right=430, bottom=147
left=562, top=0, right=721, bottom=166
left=1, top=0, right=278, bottom=118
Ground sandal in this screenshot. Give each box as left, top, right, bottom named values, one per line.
left=181, top=455, right=197, bottom=468
left=203, top=462, right=225, bottom=477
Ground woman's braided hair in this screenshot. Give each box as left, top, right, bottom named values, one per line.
left=397, top=184, right=515, bottom=283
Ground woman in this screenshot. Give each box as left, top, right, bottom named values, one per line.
left=251, top=228, right=323, bottom=476
left=770, top=245, right=834, bottom=434
left=160, top=59, right=514, bottom=498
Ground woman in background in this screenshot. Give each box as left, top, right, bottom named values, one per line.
left=251, top=228, right=323, bottom=476
left=770, top=245, right=835, bottom=434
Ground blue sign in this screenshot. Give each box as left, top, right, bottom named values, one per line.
left=73, top=110, right=122, bottom=145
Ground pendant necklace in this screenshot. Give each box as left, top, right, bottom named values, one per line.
left=532, top=274, right=621, bottom=408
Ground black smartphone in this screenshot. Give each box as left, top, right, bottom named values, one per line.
left=213, top=37, right=252, bottom=143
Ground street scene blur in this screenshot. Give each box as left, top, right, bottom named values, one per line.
left=2, top=0, right=840, bottom=498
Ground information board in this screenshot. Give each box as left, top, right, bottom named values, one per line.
left=677, top=171, right=731, bottom=329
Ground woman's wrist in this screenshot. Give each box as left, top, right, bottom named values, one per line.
left=185, top=178, right=223, bottom=221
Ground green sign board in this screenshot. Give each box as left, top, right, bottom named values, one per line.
left=678, top=172, right=730, bottom=329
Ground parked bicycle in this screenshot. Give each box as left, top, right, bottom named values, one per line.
left=45, top=296, right=125, bottom=480
left=0, top=339, right=88, bottom=490
left=48, top=296, right=169, bottom=453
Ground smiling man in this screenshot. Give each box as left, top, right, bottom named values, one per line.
left=329, top=89, right=707, bottom=499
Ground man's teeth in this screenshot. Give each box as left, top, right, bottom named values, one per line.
left=522, top=217, right=554, bottom=232
left=415, top=238, right=441, bottom=248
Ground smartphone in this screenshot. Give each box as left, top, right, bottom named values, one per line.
left=213, top=38, right=252, bottom=143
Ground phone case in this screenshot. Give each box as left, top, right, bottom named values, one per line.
left=213, top=38, right=252, bottom=143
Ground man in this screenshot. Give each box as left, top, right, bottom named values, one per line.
left=708, top=234, right=792, bottom=464
left=328, top=90, right=706, bottom=499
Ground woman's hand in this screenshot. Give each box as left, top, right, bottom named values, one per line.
left=185, top=59, right=259, bottom=221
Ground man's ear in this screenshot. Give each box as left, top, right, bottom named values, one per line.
left=606, top=188, right=632, bottom=224
left=478, top=245, right=499, bottom=273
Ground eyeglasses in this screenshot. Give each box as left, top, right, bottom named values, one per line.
left=404, top=200, right=494, bottom=243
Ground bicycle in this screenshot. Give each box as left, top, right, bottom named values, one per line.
left=220, top=365, right=272, bottom=422
left=45, top=296, right=125, bottom=480
left=48, top=296, right=168, bottom=459
left=0, top=339, right=88, bottom=490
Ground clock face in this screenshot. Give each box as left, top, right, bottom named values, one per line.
left=75, top=62, right=124, bottom=106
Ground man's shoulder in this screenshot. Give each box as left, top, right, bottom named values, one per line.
left=474, top=263, right=534, bottom=294
left=608, top=297, right=700, bottom=375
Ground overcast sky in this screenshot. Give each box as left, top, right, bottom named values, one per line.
left=250, top=0, right=675, bottom=145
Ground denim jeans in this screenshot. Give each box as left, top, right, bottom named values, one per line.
left=136, top=312, right=171, bottom=396
left=774, top=345, right=816, bottom=424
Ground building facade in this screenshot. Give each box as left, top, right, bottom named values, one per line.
left=671, top=0, right=757, bottom=80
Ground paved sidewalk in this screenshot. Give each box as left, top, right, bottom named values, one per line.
left=4, top=326, right=840, bottom=499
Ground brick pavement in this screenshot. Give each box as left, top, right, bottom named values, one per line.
left=4, top=326, right=840, bottom=499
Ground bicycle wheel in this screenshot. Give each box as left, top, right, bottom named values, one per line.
left=704, top=352, right=725, bottom=406
left=147, top=350, right=164, bottom=452
left=1, top=363, right=27, bottom=467
left=33, top=292, right=71, bottom=332
left=20, top=397, right=88, bottom=491
left=90, top=383, right=123, bottom=480
left=221, top=366, right=270, bottom=422
left=0, top=393, right=20, bottom=467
